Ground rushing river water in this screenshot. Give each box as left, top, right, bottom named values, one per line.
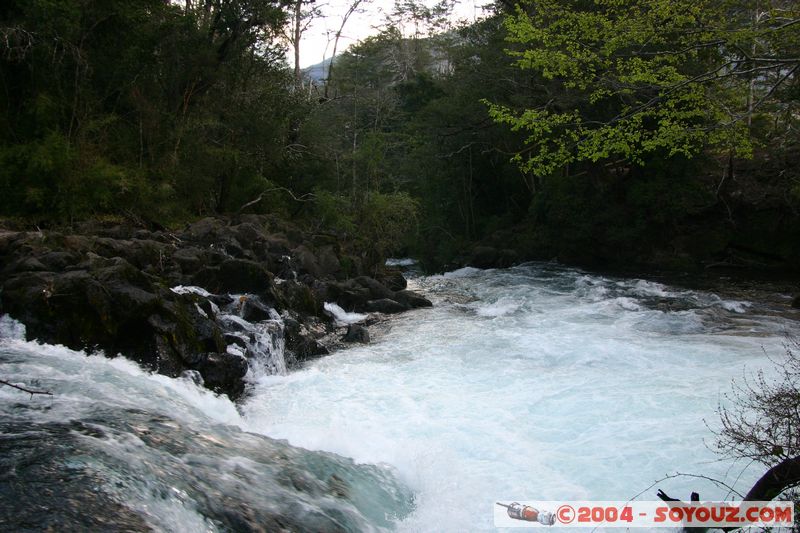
left=1, top=263, right=798, bottom=531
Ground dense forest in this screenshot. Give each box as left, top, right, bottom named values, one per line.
left=2, top=0, right=799, bottom=275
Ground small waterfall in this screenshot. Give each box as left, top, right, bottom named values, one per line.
left=172, top=286, right=288, bottom=379
left=218, top=296, right=288, bottom=379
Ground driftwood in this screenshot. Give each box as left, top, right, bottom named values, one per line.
left=0, top=379, right=53, bottom=398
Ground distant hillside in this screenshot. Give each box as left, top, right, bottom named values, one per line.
left=303, top=57, right=332, bottom=82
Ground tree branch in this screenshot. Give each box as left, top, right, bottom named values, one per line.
left=0, top=379, right=53, bottom=398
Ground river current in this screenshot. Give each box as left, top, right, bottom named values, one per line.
left=1, top=263, right=798, bottom=531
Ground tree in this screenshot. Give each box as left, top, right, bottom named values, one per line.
left=285, top=0, right=322, bottom=88
left=658, top=339, right=800, bottom=527
left=487, top=0, right=800, bottom=177
left=323, top=0, right=369, bottom=99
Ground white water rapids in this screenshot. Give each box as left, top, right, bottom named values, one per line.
left=1, top=262, right=798, bottom=531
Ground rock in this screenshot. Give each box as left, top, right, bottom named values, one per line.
left=468, top=246, right=500, bottom=268
left=353, top=276, right=395, bottom=300
left=172, top=246, right=207, bottom=275
left=194, top=352, right=249, bottom=397
left=38, top=250, right=79, bottom=271
left=284, top=317, right=329, bottom=362
left=194, top=259, right=274, bottom=296
left=378, top=269, right=407, bottom=291
left=233, top=222, right=264, bottom=249
left=320, top=280, right=371, bottom=312
left=3, top=256, right=49, bottom=275
left=239, top=296, right=273, bottom=322
left=316, top=245, right=342, bottom=278
left=179, top=369, right=205, bottom=386
left=792, top=294, right=800, bottom=309
left=394, top=290, right=433, bottom=309
left=467, top=246, right=518, bottom=269
left=276, top=281, right=319, bottom=316
left=293, top=245, right=323, bottom=278
left=0, top=215, right=431, bottom=399
left=364, top=298, right=409, bottom=314
left=343, top=324, right=370, bottom=344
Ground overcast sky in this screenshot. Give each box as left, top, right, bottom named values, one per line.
left=296, top=0, right=491, bottom=68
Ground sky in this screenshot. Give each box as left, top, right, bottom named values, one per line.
left=295, top=0, right=491, bottom=68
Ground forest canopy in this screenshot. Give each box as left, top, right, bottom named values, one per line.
left=1, top=0, right=799, bottom=272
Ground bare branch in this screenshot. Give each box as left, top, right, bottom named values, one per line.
left=0, top=379, right=53, bottom=398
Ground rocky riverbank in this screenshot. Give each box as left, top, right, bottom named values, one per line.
left=0, top=215, right=431, bottom=398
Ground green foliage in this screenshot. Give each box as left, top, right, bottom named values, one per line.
left=488, top=0, right=799, bottom=176
left=358, top=191, right=419, bottom=266
left=0, top=0, right=295, bottom=223
left=313, top=190, right=356, bottom=235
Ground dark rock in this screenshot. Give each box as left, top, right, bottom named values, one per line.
left=0, top=215, right=430, bottom=399
left=194, top=352, right=248, bottom=397
left=3, top=256, right=49, bottom=274
left=293, top=245, right=322, bottom=278
left=467, top=245, right=518, bottom=269
left=233, top=222, right=264, bottom=249
left=792, top=294, right=800, bottom=309
left=364, top=298, right=409, bottom=314
left=183, top=217, right=228, bottom=246
left=393, top=290, right=433, bottom=309
left=209, top=293, right=234, bottom=308
left=353, top=276, right=395, bottom=300
left=276, top=281, right=319, bottom=316
left=172, top=246, right=207, bottom=275
left=343, top=324, right=370, bottom=344
left=38, top=250, right=79, bottom=271
left=240, top=296, right=273, bottom=322
left=320, top=280, right=371, bottom=312
left=284, top=317, right=329, bottom=362
left=194, top=259, right=274, bottom=296
left=378, top=269, right=407, bottom=291
left=224, top=333, right=248, bottom=350
left=468, top=246, right=499, bottom=268
left=316, top=245, right=342, bottom=278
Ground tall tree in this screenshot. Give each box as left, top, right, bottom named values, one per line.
left=486, top=0, right=800, bottom=177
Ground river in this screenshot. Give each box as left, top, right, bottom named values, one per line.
left=1, top=263, right=798, bottom=531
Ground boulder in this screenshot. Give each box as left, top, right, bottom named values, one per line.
left=194, top=352, right=249, bottom=397
left=194, top=259, right=274, bottom=296
left=283, top=317, right=329, bottom=362
left=239, top=296, right=273, bottom=322
left=468, top=246, right=500, bottom=268
left=364, top=298, right=408, bottom=314
left=378, top=269, right=407, bottom=291
left=394, top=290, right=433, bottom=309
left=342, top=324, right=370, bottom=344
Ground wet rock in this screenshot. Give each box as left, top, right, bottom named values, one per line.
left=284, top=317, right=330, bottom=363
left=364, top=298, right=408, bottom=314
left=378, top=268, right=407, bottom=291
left=195, top=352, right=249, bottom=397
left=239, top=296, right=273, bottom=322
left=393, top=290, right=433, bottom=309
left=343, top=324, right=370, bottom=344
left=353, top=276, right=395, bottom=300
left=0, top=215, right=432, bottom=399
